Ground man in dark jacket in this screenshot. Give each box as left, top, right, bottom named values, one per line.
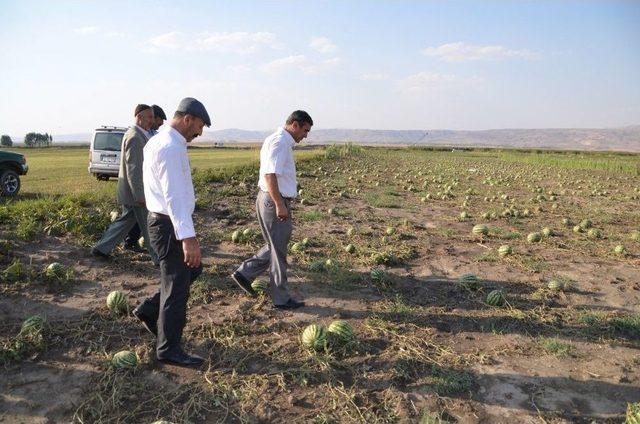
left=91, top=104, right=159, bottom=265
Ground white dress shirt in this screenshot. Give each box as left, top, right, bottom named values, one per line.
left=143, top=126, right=196, bottom=240
left=258, top=127, right=297, bottom=198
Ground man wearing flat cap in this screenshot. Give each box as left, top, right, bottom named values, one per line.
left=92, top=104, right=159, bottom=265
left=124, top=104, right=167, bottom=251
left=133, top=97, right=211, bottom=366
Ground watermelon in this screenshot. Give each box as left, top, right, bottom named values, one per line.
left=547, top=280, right=563, bottom=291
left=138, top=237, right=146, bottom=249
left=472, top=224, right=489, bottom=236
left=486, top=289, right=506, bottom=307
left=385, top=227, right=396, bottom=236
left=111, top=350, right=137, bottom=368
left=242, top=228, right=252, bottom=237
left=301, top=324, right=327, bottom=351
left=579, top=219, right=592, bottom=229
left=109, top=210, right=119, bottom=222
left=106, top=290, right=128, bottom=314
left=347, top=227, right=355, bottom=237
left=344, top=244, right=356, bottom=254
left=573, top=225, right=583, bottom=233
left=45, top=262, right=65, bottom=279
left=231, top=230, right=241, bottom=243
left=542, top=227, right=552, bottom=237
left=459, top=211, right=469, bottom=220
left=458, top=274, right=480, bottom=291
left=630, top=231, right=640, bottom=242
left=562, top=218, right=571, bottom=226
left=527, top=232, right=542, bottom=243
left=20, top=315, right=45, bottom=336
left=251, top=279, right=268, bottom=295
left=587, top=228, right=602, bottom=239
left=327, top=320, right=354, bottom=343
left=614, top=245, right=626, bottom=255
left=498, top=245, right=512, bottom=257
left=325, top=259, right=334, bottom=267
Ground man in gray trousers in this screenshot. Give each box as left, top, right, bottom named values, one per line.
left=91, top=104, right=159, bottom=265
left=231, top=110, right=312, bottom=309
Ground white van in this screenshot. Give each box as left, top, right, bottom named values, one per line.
left=88, top=126, right=126, bottom=180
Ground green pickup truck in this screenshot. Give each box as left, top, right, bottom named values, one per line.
left=0, top=150, right=28, bottom=196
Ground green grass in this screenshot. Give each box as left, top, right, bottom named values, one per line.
left=5, top=146, right=318, bottom=197
left=538, top=337, right=575, bottom=358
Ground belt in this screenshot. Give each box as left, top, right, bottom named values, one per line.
left=149, top=212, right=169, bottom=219
left=260, top=190, right=293, bottom=201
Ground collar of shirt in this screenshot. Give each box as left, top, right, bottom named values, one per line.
left=167, top=126, right=187, bottom=146
left=135, top=125, right=150, bottom=138
left=278, top=126, right=295, bottom=147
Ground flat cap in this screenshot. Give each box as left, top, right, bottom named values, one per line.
left=151, top=104, right=167, bottom=120
left=134, top=104, right=151, bottom=116
left=176, top=97, right=211, bottom=127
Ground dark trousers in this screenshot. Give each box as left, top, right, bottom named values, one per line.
left=125, top=223, right=141, bottom=247
left=137, top=213, right=202, bottom=357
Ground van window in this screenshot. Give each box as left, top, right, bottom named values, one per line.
left=94, top=132, right=123, bottom=152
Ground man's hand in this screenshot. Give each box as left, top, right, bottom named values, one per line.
left=181, top=237, right=201, bottom=268
left=276, top=202, right=289, bottom=221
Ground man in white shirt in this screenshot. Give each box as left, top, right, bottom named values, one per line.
left=132, top=97, right=210, bottom=367
left=231, top=110, right=313, bottom=309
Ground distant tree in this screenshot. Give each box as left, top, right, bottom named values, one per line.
left=24, top=132, right=52, bottom=148
left=0, top=135, right=12, bottom=147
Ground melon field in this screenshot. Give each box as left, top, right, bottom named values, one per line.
left=1, top=145, right=639, bottom=423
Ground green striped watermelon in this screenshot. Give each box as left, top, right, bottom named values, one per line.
left=301, top=324, right=327, bottom=351
left=472, top=224, right=489, bottom=236
left=106, top=290, right=128, bottom=314
left=498, top=245, right=512, bottom=257
left=486, top=289, right=506, bottom=307
left=112, top=350, right=137, bottom=368
left=327, top=320, right=354, bottom=343
left=251, top=279, right=268, bottom=295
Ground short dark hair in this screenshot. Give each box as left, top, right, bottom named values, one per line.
left=286, top=110, right=313, bottom=127
left=134, top=104, right=151, bottom=117
left=152, top=104, right=167, bottom=120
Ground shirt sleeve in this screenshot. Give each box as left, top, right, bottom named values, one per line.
left=261, top=140, right=288, bottom=175
left=156, top=146, right=196, bottom=240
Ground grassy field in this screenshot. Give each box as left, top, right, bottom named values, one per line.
left=1, top=145, right=639, bottom=423
left=4, top=146, right=318, bottom=197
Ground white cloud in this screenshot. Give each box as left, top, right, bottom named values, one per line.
left=421, top=42, right=537, bottom=62
left=142, top=31, right=282, bottom=54
left=397, top=72, right=483, bottom=93
left=104, top=31, right=126, bottom=39
left=74, top=26, right=99, bottom=35
left=144, top=31, right=185, bottom=52
left=260, top=55, right=340, bottom=74
left=309, top=37, right=337, bottom=54
left=360, top=73, right=389, bottom=81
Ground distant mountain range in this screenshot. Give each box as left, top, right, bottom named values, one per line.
left=8, top=126, right=640, bottom=152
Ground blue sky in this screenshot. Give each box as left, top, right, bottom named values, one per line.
left=0, top=0, right=638, bottom=136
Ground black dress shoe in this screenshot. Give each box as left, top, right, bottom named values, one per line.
left=231, top=272, right=256, bottom=297
left=132, top=308, right=157, bottom=336
left=91, top=248, right=111, bottom=260
left=157, top=350, right=204, bottom=367
left=274, top=299, right=305, bottom=310
left=124, top=243, right=146, bottom=253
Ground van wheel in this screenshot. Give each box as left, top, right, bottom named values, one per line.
left=0, top=170, right=21, bottom=196
left=96, top=174, right=109, bottom=181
